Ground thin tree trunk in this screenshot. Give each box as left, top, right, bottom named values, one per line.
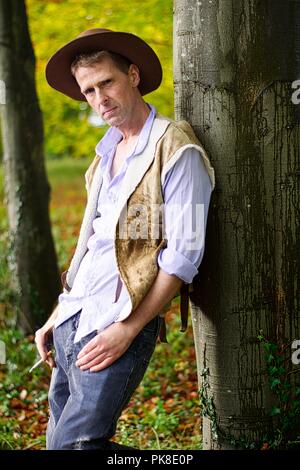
left=0, top=0, right=60, bottom=332
left=174, top=0, right=300, bottom=449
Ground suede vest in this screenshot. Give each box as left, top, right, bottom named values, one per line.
left=64, top=114, right=215, bottom=340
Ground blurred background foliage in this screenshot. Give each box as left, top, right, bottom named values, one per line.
left=25, top=0, right=174, bottom=159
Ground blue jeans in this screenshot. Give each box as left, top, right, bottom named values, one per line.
left=46, top=311, right=161, bottom=450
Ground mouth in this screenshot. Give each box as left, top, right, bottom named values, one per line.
left=103, top=106, right=117, bottom=118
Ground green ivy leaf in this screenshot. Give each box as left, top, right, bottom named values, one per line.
left=270, top=378, right=281, bottom=389
left=270, top=407, right=281, bottom=416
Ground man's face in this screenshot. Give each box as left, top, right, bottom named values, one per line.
left=74, top=56, right=140, bottom=129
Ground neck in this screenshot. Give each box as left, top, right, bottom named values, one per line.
left=118, top=99, right=151, bottom=142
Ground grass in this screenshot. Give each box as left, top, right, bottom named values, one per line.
left=0, top=158, right=201, bottom=450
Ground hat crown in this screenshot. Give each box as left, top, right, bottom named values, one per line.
left=77, top=28, right=113, bottom=39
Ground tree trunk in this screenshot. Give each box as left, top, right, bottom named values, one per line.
left=174, top=0, right=300, bottom=449
left=0, top=0, right=60, bottom=332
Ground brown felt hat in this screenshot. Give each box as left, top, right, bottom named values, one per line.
left=45, top=28, right=162, bottom=100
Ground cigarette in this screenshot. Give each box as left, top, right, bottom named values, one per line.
left=29, top=350, right=52, bottom=373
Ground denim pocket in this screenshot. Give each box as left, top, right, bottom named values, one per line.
left=73, top=329, right=98, bottom=358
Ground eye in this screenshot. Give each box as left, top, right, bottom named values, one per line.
left=84, top=88, right=94, bottom=96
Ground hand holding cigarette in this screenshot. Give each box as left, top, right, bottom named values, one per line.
left=34, top=324, right=56, bottom=370
left=29, top=350, right=53, bottom=373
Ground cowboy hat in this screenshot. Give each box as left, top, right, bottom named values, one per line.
left=45, top=28, right=162, bottom=100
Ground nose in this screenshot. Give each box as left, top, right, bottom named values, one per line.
left=95, top=88, right=108, bottom=107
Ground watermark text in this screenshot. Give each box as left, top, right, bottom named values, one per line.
left=0, top=340, right=6, bottom=364
left=0, top=79, right=6, bottom=104
left=291, top=339, right=300, bottom=365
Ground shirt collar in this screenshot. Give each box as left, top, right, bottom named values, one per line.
left=95, top=103, right=156, bottom=161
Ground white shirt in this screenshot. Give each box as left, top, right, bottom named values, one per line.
left=55, top=106, right=213, bottom=342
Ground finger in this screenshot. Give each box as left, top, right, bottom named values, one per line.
left=90, top=357, right=115, bottom=372
left=76, top=351, right=106, bottom=370
left=76, top=336, right=103, bottom=363
left=77, top=337, right=99, bottom=360
left=46, top=356, right=56, bottom=368
left=35, top=337, right=48, bottom=361
left=76, top=349, right=99, bottom=367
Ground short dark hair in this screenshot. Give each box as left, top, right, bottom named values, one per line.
left=71, top=50, right=132, bottom=76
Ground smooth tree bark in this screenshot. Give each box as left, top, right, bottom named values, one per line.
left=0, top=0, right=60, bottom=332
left=174, top=0, right=300, bottom=449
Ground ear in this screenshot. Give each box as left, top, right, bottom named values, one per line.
left=128, top=64, right=140, bottom=88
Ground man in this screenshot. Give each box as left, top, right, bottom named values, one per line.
left=35, top=28, right=214, bottom=450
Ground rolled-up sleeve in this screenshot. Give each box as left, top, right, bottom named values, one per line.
left=157, top=147, right=213, bottom=284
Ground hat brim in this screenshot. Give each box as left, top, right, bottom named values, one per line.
left=45, top=31, right=162, bottom=100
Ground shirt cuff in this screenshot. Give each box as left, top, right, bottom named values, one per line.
left=157, top=247, right=199, bottom=284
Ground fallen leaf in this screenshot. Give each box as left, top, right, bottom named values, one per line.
left=20, top=389, right=28, bottom=400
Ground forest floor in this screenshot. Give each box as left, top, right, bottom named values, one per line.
left=0, top=158, right=201, bottom=450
